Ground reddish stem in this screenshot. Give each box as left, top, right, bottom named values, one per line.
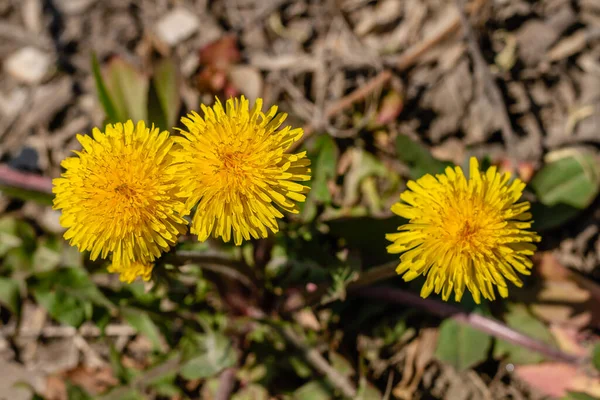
left=0, top=164, right=53, bottom=194
left=353, top=286, right=583, bottom=365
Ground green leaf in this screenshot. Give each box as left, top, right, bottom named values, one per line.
left=356, top=377, right=382, bottom=400
left=0, top=217, right=36, bottom=258
left=326, top=216, right=403, bottom=267
left=32, top=236, right=62, bottom=272
left=121, top=307, right=164, bottom=351
left=293, top=380, right=333, bottom=400
left=232, top=384, right=269, bottom=400
left=0, top=186, right=54, bottom=205
left=0, top=217, right=23, bottom=257
left=531, top=149, right=600, bottom=209
left=152, top=381, right=181, bottom=398
left=146, top=353, right=181, bottom=385
left=34, top=267, right=113, bottom=309
left=494, top=304, right=555, bottom=364
left=180, top=331, right=237, bottom=379
left=109, top=344, right=136, bottom=384
left=112, top=389, right=146, bottom=400
left=561, top=392, right=600, bottom=400
left=147, top=82, right=168, bottom=132
left=34, top=289, right=90, bottom=327
left=0, top=278, right=21, bottom=316
left=435, top=315, right=492, bottom=370
left=343, top=148, right=388, bottom=207
left=301, top=135, right=338, bottom=221
left=31, top=268, right=112, bottom=327
left=329, top=352, right=355, bottom=378
left=238, top=361, right=267, bottom=383
left=395, top=134, right=452, bottom=179
left=151, top=58, right=180, bottom=129
left=200, top=377, right=220, bottom=399
left=312, top=135, right=338, bottom=203
left=105, top=58, right=149, bottom=123
left=289, top=355, right=312, bottom=378
left=67, top=382, right=93, bottom=400
left=147, top=356, right=181, bottom=397
left=592, top=343, right=600, bottom=372
left=4, top=247, right=33, bottom=274
left=91, top=53, right=120, bottom=124
left=530, top=202, right=582, bottom=231
left=324, top=262, right=360, bottom=304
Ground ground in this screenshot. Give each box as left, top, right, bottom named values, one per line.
left=0, top=0, right=600, bottom=399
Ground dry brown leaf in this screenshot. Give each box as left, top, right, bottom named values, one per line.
left=515, top=362, right=579, bottom=397
left=392, top=328, right=438, bottom=400
left=533, top=253, right=600, bottom=329
left=44, top=375, right=66, bottom=400
left=199, top=35, right=241, bottom=69
left=376, top=90, right=403, bottom=125
left=66, top=365, right=118, bottom=395
left=494, top=31, right=518, bottom=72
left=546, top=30, right=588, bottom=62
left=537, top=252, right=572, bottom=281
left=549, top=325, right=588, bottom=357
left=294, top=309, right=321, bottom=331
left=530, top=364, right=600, bottom=398
left=196, top=35, right=242, bottom=95
left=570, top=374, right=600, bottom=397
left=411, top=328, right=437, bottom=389
left=392, top=339, right=418, bottom=400
left=517, top=161, right=535, bottom=183
left=565, top=105, right=595, bottom=136
left=528, top=253, right=594, bottom=327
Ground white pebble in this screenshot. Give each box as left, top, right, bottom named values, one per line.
left=4, top=47, right=51, bottom=84
left=156, top=8, right=199, bottom=46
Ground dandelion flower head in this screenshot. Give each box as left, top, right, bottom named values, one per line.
left=108, top=261, right=153, bottom=284
left=52, top=121, right=187, bottom=283
left=174, top=96, right=311, bottom=245
left=387, top=157, right=540, bottom=303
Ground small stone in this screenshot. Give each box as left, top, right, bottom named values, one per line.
left=9, top=146, right=39, bottom=172
left=155, top=8, right=199, bottom=46
left=228, top=65, right=263, bottom=100
left=0, top=88, right=27, bottom=118
left=54, top=0, right=95, bottom=14
left=0, top=359, right=45, bottom=400
left=39, top=208, right=64, bottom=234
left=4, top=47, right=51, bottom=84
left=181, top=53, right=199, bottom=78
left=33, top=340, right=79, bottom=374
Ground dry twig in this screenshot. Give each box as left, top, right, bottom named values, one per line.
left=215, top=368, right=238, bottom=400
left=324, top=70, right=392, bottom=119
left=454, top=0, right=518, bottom=159
left=291, top=69, right=393, bottom=151
left=278, top=324, right=358, bottom=398
left=0, top=324, right=136, bottom=339
left=171, top=250, right=259, bottom=290
left=394, top=16, right=462, bottom=71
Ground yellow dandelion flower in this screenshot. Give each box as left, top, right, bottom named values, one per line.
left=52, top=120, right=187, bottom=282
left=108, top=261, right=153, bottom=284
left=387, top=157, right=541, bottom=303
left=174, top=96, right=311, bottom=245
